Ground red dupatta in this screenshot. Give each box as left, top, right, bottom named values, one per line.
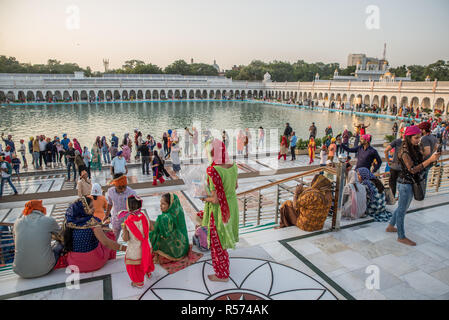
left=207, top=163, right=231, bottom=224
left=124, top=212, right=154, bottom=273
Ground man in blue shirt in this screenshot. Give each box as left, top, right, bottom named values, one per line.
left=60, top=134, right=70, bottom=166
left=111, top=151, right=127, bottom=176
left=111, top=133, right=119, bottom=149
left=340, top=134, right=382, bottom=173
left=290, top=132, right=297, bottom=161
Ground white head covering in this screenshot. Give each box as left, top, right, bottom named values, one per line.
left=91, top=183, right=103, bottom=196
left=347, top=169, right=357, bottom=184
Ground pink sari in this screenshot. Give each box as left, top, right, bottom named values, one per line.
left=122, top=145, right=131, bottom=162
left=54, top=231, right=116, bottom=273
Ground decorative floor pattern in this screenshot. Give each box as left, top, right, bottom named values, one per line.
left=139, top=257, right=337, bottom=300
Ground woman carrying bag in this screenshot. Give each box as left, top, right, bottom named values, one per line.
left=386, top=125, right=440, bottom=246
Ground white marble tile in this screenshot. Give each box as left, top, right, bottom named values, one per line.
left=111, top=266, right=166, bottom=300
left=260, top=242, right=296, bottom=261
left=240, top=262, right=273, bottom=295
left=430, top=267, right=449, bottom=286
left=268, top=261, right=325, bottom=296
left=2, top=208, right=22, bottom=224
left=289, top=239, right=322, bottom=256
left=330, top=250, right=372, bottom=272
left=371, top=254, right=417, bottom=277
left=305, top=252, right=343, bottom=273
left=311, top=236, right=350, bottom=255
left=277, top=258, right=317, bottom=277
left=398, top=250, right=446, bottom=274
left=401, top=270, right=449, bottom=298
left=353, top=226, right=391, bottom=243
left=351, top=266, right=402, bottom=292
left=226, top=258, right=268, bottom=288
left=380, top=282, right=430, bottom=300
left=333, top=271, right=366, bottom=293
left=415, top=242, right=449, bottom=262
left=327, top=267, right=350, bottom=278
left=351, top=288, right=387, bottom=300
left=371, top=238, right=414, bottom=257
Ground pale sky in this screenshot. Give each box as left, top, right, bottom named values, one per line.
left=0, top=0, right=448, bottom=72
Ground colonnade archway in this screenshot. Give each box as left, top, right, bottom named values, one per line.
left=0, top=88, right=447, bottom=117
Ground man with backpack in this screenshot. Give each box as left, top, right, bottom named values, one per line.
left=0, top=156, right=19, bottom=196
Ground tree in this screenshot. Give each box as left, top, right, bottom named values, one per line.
left=190, top=63, right=218, bottom=76
left=165, top=60, right=191, bottom=75
left=133, top=63, right=163, bottom=74
left=122, top=59, right=145, bottom=70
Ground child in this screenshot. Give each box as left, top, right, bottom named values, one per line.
left=151, top=150, right=166, bottom=186
left=121, top=195, right=155, bottom=288
left=110, top=141, right=118, bottom=159
left=171, top=142, right=181, bottom=176
left=319, top=146, right=328, bottom=167
left=11, top=153, right=21, bottom=181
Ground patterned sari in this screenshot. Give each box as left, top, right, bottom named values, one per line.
left=150, top=194, right=189, bottom=261
left=55, top=197, right=116, bottom=272
left=202, top=161, right=239, bottom=279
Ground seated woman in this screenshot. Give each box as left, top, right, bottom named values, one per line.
left=149, top=193, right=202, bottom=273
left=341, top=170, right=367, bottom=219
left=55, top=196, right=127, bottom=273
left=356, top=167, right=391, bottom=222
left=278, top=174, right=333, bottom=231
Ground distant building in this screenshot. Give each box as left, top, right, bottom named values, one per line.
left=212, top=60, right=220, bottom=72
left=333, top=52, right=412, bottom=82
left=347, top=54, right=366, bottom=67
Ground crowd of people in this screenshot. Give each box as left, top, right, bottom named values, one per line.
left=1, top=113, right=445, bottom=291
left=277, top=118, right=443, bottom=248
left=0, top=128, right=207, bottom=196
left=10, top=137, right=239, bottom=288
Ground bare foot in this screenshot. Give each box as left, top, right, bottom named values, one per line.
left=397, top=238, right=416, bottom=246
left=208, top=274, right=229, bottom=282
left=131, top=282, right=144, bottom=288
left=385, top=225, right=397, bottom=233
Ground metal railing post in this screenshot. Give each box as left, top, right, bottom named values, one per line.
left=257, top=190, right=262, bottom=225
left=436, top=164, right=443, bottom=193
left=332, top=157, right=346, bottom=230
left=275, top=184, right=280, bottom=225
left=243, top=196, right=247, bottom=227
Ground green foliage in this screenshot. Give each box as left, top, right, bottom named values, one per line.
left=296, top=138, right=308, bottom=150
left=384, top=135, right=395, bottom=143
left=389, top=60, right=449, bottom=81
left=222, top=59, right=358, bottom=82
left=0, top=56, right=85, bottom=74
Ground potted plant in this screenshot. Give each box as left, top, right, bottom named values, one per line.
left=384, top=134, right=395, bottom=147
left=295, top=138, right=309, bottom=155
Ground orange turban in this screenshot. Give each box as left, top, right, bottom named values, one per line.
left=23, top=200, right=47, bottom=216
left=110, top=175, right=127, bottom=187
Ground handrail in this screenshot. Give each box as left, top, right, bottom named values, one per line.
left=237, top=166, right=335, bottom=196
left=375, top=156, right=449, bottom=178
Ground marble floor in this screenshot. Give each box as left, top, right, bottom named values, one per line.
left=2, top=149, right=449, bottom=300
left=1, top=195, right=448, bottom=300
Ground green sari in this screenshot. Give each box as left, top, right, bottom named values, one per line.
left=150, top=194, right=189, bottom=260
left=202, top=164, right=239, bottom=250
